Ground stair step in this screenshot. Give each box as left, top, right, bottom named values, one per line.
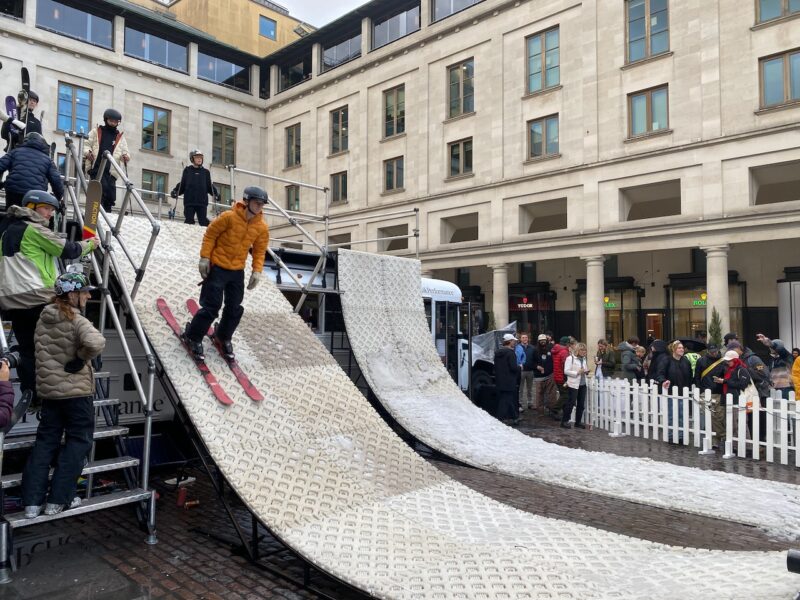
left=93, top=398, right=120, bottom=407
left=3, top=426, right=129, bottom=451
left=1, top=456, right=140, bottom=489
left=5, top=488, right=152, bottom=529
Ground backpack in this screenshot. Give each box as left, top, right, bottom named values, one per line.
left=744, top=355, right=771, bottom=397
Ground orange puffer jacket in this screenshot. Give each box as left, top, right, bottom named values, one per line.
left=201, top=201, right=269, bottom=272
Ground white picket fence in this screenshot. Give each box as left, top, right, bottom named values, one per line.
left=585, top=378, right=798, bottom=465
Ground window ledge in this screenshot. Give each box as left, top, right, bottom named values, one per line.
left=751, top=11, right=800, bottom=30
left=523, top=153, right=562, bottom=166
left=380, top=188, right=406, bottom=197
left=445, top=172, right=475, bottom=182
left=755, top=101, right=800, bottom=115
left=329, top=200, right=349, bottom=207
left=521, top=85, right=562, bottom=101
left=327, top=150, right=349, bottom=159
left=140, top=148, right=173, bottom=159
left=380, top=132, right=407, bottom=144
left=443, top=111, right=476, bottom=125
left=283, top=164, right=302, bottom=172
left=624, top=128, right=673, bottom=143
left=621, top=51, right=673, bottom=71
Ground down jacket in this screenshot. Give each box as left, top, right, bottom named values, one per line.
left=82, top=124, right=130, bottom=173
left=0, top=134, right=64, bottom=200
left=0, top=380, right=14, bottom=430
left=0, top=206, right=95, bottom=310
left=551, top=343, right=569, bottom=384
left=35, top=303, right=106, bottom=399
left=201, top=201, right=269, bottom=272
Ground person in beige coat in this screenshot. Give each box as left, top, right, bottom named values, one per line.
left=83, top=108, right=130, bottom=212
left=21, top=272, right=105, bottom=518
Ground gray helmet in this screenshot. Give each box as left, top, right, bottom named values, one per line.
left=23, top=189, right=60, bottom=210
left=24, top=131, right=47, bottom=145
left=243, top=186, right=268, bottom=203
left=54, top=272, right=97, bottom=296
left=189, top=149, right=204, bottom=161
left=103, top=108, right=122, bottom=122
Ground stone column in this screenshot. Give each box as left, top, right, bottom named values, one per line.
left=311, top=43, right=322, bottom=77
left=702, top=244, right=730, bottom=335
left=361, top=17, right=371, bottom=55
left=269, top=65, right=279, bottom=95
left=420, top=0, right=431, bottom=26
left=250, top=64, right=260, bottom=97
left=421, top=269, right=434, bottom=279
left=188, top=43, right=199, bottom=78
left=582, top=255, right=605, bottom=352
left=24, top=0, right=37, bottom=27
left=490, top=264, right=509, bottom=329
left=113, top=16, right=124, bottom=56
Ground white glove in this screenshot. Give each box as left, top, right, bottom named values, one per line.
left=198, top=258, right=210, bottom=280
left=247, top=271, right=262, bottom=290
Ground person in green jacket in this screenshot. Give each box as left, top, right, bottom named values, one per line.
left=0, top=190, right=98, bottom=398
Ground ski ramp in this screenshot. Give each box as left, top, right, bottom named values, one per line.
left=337, top=249, right=800, bottom=541
left=119, top=219, right=797, bottom=599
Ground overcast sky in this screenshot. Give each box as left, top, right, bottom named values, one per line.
left=284, top=0, right=365, bottom=27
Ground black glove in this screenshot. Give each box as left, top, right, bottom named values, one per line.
left=64, top=358, right=85, bottom=374
left=170, top=189, right=178, bottom=199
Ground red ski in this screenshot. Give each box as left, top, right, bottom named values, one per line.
left=156, top=298, right=233, bottom=406
left=186, top=299, right=264, bottom=401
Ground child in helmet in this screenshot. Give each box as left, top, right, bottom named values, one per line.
left=170, top=149, right=219, bottom=226
left=21, top=271, right=105, bottom=517
left=182, top=187, right=269, bottom=359
left=84, top=108, right=130, bottom=212
left=0, top=190, right=98, bottom=398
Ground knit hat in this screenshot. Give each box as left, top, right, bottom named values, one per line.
left=726, top=341, right=743, bottom=351
left=559, top=336, right=570, bottom=345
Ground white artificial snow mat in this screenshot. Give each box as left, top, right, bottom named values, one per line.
left=118, top=221, right=798, bottom=598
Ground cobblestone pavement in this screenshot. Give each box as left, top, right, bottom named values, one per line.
left=0, top=415, right=798, bottom=599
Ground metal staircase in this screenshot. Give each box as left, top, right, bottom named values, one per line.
left=0, top=134, right=162, bottom=582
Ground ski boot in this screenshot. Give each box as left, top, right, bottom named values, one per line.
left=44, top=497, right=81, bottom=516
left=181, top=325, right=205, bottom=361
left=24, top=505, right=42, bottom=518
left=212, top=335, right=234, bottom=360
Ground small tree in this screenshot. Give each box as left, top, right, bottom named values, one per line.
left=486, top=313, right=496, bottom=332
left=708, top=307, right=723, bottom=347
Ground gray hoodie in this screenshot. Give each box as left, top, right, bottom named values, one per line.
left=618, top=341, right=638, bottom=380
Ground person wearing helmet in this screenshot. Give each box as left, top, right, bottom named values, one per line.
left=0, top=190, right=99, bottom=396
left=83, top=108, right=130, bottom=212
left=21, top=271, right=105, bottom=518
left=170, top=149, right=219, bottom=226
left=0, top=130, right=63, bottom=209
left=182, top=186, right=270, bottom=359
left=0, top=90, right=42, bottom=152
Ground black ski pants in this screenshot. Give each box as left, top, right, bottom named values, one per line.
left=89, top=165, right=116, bottom=211
left=7, top=304, right=46, bottom=396
left=563, top=385, right=587, bottom=425
left=186, top=266, right=244, bottom=343
left=21, top=396, right=94, bottom=506
left=184, top=205, right=209, bottom=226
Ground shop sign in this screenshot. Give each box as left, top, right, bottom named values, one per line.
left=692, top=293, right=708, bottom=307
left=603, top=296, right=617, bottom=309
left=511, top=296, right=550, bottom=311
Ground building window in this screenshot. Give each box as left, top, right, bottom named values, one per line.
left=760, top=50, right=800, bottom=108
left=57, top=82, right=92, bottom=134
left=626, top=0, right=669, bottom=63
left=56, top=153, right=66, bottom=176
left=215, top=183, right=232, bottom=205
left=528, top=115, right=559, bottom=159
left=448, top=58, right=474, bottom=119
left=520, top=198, right=568, bottom=233
left=286, top=185, right=300, bottom=211
left=628, top=85, right=668, bottom=137
left=259, top=15, right=277, bottom=40
left=124, top=27, right=188, bottom=72
left=384, top=156, right=404, bottom=192
left=141, top=170, right=168, bottom=204
left=441, top=212, right=479, bottom=243
left=373, top=5, right=420, bottom=49
left=259, top=65, right=270, bottom=99
left=36, top=0, right=113, bottom=49
left=520, top=262, right=537, bottom=283
left=212, top=123, right=236, bottom=166
left=621, top=179, right=681, bottom=221
left=448, top=138, right=473, bottom=177
left=330, top=107, right=348, bottom=154
left=198, top=51, right=250, bottom=92
left=757, top=0, right=800, bottom=23
left=285, top=123, right=301, bottom=168
left=142, top=105, right=170, bottom=153
left=433, top=0, right=482, bottom=22
left=329, top=233, right=351, bottom=250
left=322, top=34, right=362, bottom=72
left=526, top=28, right=559, bottom=94
left=1, top=1, right=24, bottom=19
left=456, top=267, right=470, bottom=288
left=279, top=57, right=312, bottom=91
left=331, top=171, right=348, bottom=203
left=378, top=224, right=409, bottom=251
left=384, top=85, right=405, bottom=138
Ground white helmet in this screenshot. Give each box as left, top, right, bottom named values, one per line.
left=189, top=148, right=204, bottom=161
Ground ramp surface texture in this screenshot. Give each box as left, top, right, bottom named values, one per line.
left=338, top=249, right=800, bottom=541
left=120, top=221, right=797, bottom=599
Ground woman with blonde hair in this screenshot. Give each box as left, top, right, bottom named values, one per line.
left=562, top=342, right=589, bottom=429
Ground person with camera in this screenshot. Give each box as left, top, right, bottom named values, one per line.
left=21, top=272, right=105, bottom=517
left=0, top=190, right=98, bottom=400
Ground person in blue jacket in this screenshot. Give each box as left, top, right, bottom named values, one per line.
left=0, top=132, right=63, bottom=210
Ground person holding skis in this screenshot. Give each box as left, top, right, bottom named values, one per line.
left=0, top=132, right=63, bottom=209
left=21, top=272, right=105, bottom=518
left=84, top=108, right=130, bottom=212
left=0, top=190, right=98, bottom=399
left=1, top=90, right=41, bottom=152
left=171, top=149, right=219, bottom=226
left=182, top=186, right=269, bottom=359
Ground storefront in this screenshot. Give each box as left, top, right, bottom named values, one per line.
left=575, top=277, right=643, bottom=345
left=666, top=272, right=745, bottom=341
left=508, top=283, right=556, bottom=336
